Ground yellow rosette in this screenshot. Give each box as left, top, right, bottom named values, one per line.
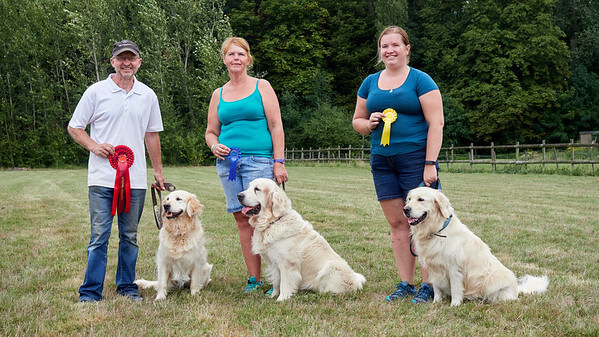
left=380, top=108, right=397, bottom=146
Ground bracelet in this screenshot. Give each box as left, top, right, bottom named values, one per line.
left=425, top=160, right=437, bottom=165
left=274, top=158, right=285, bottom=164
left=211, top=143, right=218, bottom=152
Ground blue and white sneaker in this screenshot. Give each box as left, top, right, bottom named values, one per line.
left=385, top=281, right=416, bottom=302
left=412, top=282, right=434, bottom=303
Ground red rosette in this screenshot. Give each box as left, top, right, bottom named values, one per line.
left=109, top=145, right=135, bottom=216
left=109, top=145, right=134, bottom=169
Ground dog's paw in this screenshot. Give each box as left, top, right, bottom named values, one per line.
left=155, top=293, right=167, bottom=301
left=276, top=293, right=291, bottom=301
left=450, top=300, right=462, bottom=306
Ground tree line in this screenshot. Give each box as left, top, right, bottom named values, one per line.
left=1, top=0, right=597, bottom=168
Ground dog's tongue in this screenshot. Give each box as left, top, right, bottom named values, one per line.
left=407, top=217, right=418, bottom=225
left=241, top=206, right=252, bottom=215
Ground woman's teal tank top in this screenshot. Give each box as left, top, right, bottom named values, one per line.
left=218, top=79, right=273, bottom=157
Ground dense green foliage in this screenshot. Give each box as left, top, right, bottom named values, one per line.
left=0, top=0, right=231, bottom=168
left=1, top=0, right=598, bottom=168
left=411, top=0, right=571, bottom=143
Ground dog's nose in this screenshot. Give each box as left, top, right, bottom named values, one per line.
left=164, top=204, right=171, bottom=211
left=237, top=192, right=244, bottom=203
left=403, top=207, right=410, bottom=217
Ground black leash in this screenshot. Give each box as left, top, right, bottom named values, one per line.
left=151, top=182, right=176, bottom=230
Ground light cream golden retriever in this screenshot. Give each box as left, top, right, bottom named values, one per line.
left=135, top=190, right=212, bottom=300
left=238, top=178, right=366, bottom=301
left=404, top=187, right=549, bottom=306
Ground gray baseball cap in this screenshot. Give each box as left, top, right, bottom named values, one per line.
left=112, top=40, right=140, bottom=57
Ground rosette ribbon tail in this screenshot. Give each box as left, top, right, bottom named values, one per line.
left=380, top=122, right=392, bottom=146
left=227, top=147, right=241, bottom=181
left=111, top=159, right=132, bottom=216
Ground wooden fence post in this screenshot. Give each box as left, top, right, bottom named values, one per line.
left=469, top=143, right=474, bottom=169
left=491, top=142, right=496, bottom=172
left=570, top=139, right=575, bottom=170
left=591, top=142, right=595, bottom=174
left=542, top=140, right=546, bottom=172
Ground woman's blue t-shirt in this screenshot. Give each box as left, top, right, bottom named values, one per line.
left=357, top=67, right=438, bottom=156
left=218, top=80, right=273, bottom=157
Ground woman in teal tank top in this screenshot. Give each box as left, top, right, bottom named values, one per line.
left=205, top=37, right=288, bottom=294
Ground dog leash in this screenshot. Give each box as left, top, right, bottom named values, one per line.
left=273, top=178, right=286, bottom=191
left=151, top=182, right=176, bottom=230
left=417, top=178, right=442, bottom=190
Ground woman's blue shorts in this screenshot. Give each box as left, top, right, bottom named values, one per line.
left=370, top=149, right=439, bottom=201
left=216, top=156, right=274, bottom=213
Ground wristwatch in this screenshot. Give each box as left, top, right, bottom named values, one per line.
left=424, top=160, right=437, bottom=165
left=274, top=158, right=285, bottom=164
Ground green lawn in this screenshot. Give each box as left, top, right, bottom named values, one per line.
left=1, top=165, right=598, bottom=336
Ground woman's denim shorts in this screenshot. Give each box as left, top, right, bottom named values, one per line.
left=216, top=156, right=274, bottom=213
left=370, top=148, right=439, bottom=201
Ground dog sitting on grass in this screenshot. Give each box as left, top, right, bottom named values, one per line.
left=135, top=190, right=212, bottom=300
left=404, top=187, right=549, bottom=306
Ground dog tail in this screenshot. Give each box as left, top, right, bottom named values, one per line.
left=517, top=275, right=549, bottom=294
left=134, top=279, right=158, bottom=290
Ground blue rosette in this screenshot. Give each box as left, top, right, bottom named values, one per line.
left=227, top=147, right=241, bottom=181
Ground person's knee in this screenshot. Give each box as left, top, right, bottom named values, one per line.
left=388, top=217, right=409, bottom=231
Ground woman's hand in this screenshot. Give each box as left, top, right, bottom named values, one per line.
left=273, top=163, right=288, bottom=185
left=211, top=143, right=230, bottom=160
left=368, top=112, right=387, bottom=131
left=422, top=164, right=438, bottom=186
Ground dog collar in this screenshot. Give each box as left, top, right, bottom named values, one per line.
left=409, top=214, right=453, bottom=258
left=434, top=215, right=453, bottom=238
left=269, top=215, right=284, bottom=225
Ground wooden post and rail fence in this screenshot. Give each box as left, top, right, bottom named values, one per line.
left=284, top=140, right=599, bottom=173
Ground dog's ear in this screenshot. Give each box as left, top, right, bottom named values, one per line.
left=186, top=194, right=203, bottom=217
left=434, top=190, right=453, bottom=219
left=270, top=186, right=290, bottom=218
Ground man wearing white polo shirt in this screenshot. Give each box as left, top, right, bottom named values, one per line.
left=68, top=39, right=166, bottom=302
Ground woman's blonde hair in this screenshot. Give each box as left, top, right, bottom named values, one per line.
left=377, top=26, right=411, bottom=64
left=221, top=37, right=254, bottom=66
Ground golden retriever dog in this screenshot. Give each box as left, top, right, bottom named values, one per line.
left=238, top=178, right=366, bottom=301
left=404, top=187, right=549, bottom=306
left=135, top=190, right=212, bottom=300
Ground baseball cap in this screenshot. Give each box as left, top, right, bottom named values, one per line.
left=112, top=40, right=140, bottom=58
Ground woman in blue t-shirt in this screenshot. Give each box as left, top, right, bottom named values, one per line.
left=205, top=37, right=288, bottom=294
left=352, top=26, right=444, bottom=303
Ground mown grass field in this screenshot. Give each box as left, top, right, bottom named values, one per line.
left=1, top=164, right=598, bottom=336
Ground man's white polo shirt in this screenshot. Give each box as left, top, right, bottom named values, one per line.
left=69, top=74, right=163, bottom=189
